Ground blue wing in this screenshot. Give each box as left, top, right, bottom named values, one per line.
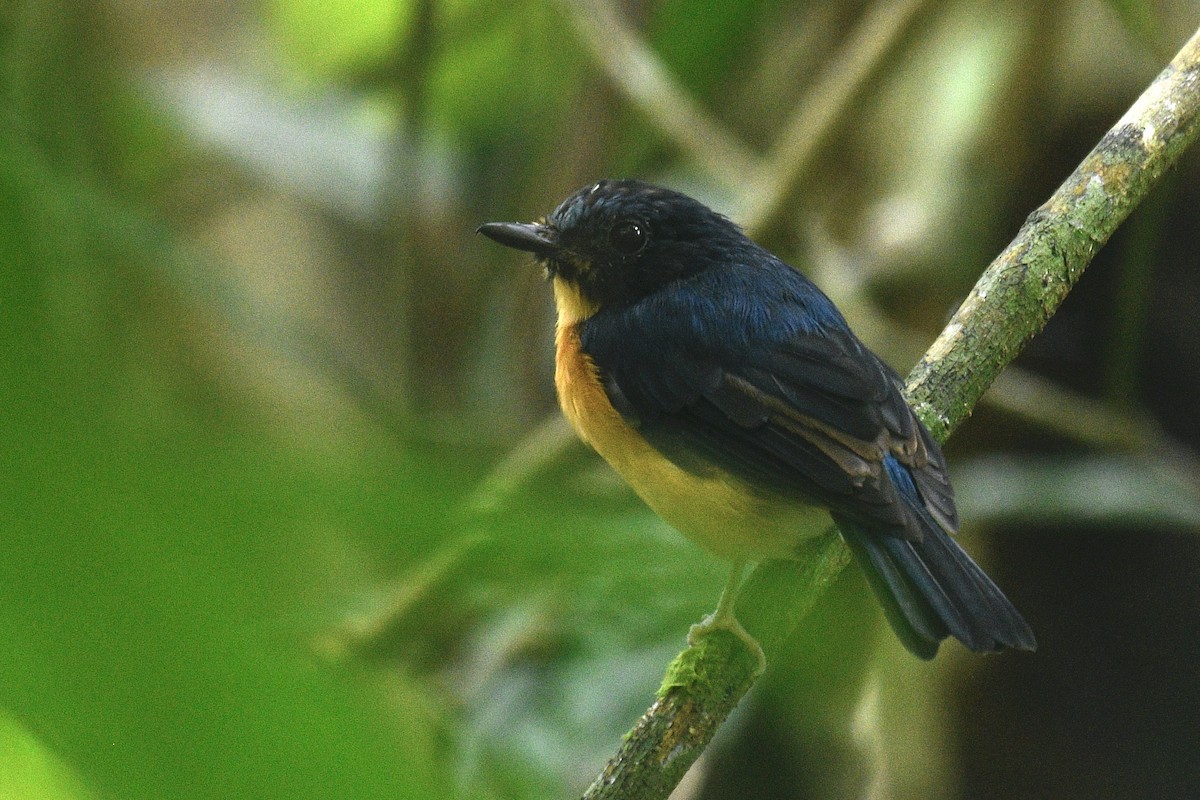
left=578, top=259, right=956, bottom=538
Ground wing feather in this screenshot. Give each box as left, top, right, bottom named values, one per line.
left=579, top=262, right=956, bottom=541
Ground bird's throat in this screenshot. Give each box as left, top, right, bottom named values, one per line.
left=553, top=277, right=600, bottom=326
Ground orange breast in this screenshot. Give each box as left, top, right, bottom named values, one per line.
left=554, top=322, right=829, bottom=561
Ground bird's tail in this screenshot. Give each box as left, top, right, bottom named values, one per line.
left=838, top=519, right=1037, bottom=659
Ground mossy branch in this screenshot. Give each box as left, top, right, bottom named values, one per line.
left=905, top=29, right=1200, bottom=438
left=581, top=24, right=1200, bottom=800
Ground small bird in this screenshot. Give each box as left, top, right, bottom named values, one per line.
left=478, top=179, right=1035, bottom=664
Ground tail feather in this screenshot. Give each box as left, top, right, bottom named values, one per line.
left=917, top=522, right=1037, bottom=649
left=839, top=519, right=1036, bottom=659
left=842, top=530, right=945, bottom=659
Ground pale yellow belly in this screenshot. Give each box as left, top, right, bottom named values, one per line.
left=555, top=322, right=830, bottom=561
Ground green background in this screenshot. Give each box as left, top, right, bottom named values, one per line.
left=2, top=1, right=1199, bottom=798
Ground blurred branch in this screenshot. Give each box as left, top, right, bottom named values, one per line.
left=581, top=24, right=1200, bottom=800
left=982, top=367, right=1200, bottom=503
left=558, top=0, right=926, bottom=229
left=463, top=414, right=577, bottom=517
left=557, top=0, right=762, bottom=180
left=741, top=0, right=930, bottom=237
left=316, top=533, right=486, bottom=662
left=985, top=367, right=1158, bottom=452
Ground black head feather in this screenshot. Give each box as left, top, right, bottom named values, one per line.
left=543, top=180, right=756, bottom=308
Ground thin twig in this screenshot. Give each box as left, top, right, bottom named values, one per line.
left=463, top=414, right=577, bottom=517
left=581, top=24, right=1200, bottom=800
left=741, top=0, right=930, bottom=237
left=558, top=0, right=761, bottom=181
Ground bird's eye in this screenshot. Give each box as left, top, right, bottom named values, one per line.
left=609, top=220, right=648, bottom=255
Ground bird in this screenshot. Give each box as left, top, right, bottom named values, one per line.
left=477, top=179, right=1035, bottom=666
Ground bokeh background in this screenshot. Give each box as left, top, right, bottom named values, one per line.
left=3, top=1, right=1200, bottom=798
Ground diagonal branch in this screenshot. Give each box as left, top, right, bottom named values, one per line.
left=581, top=24, right=1200, bottom=800
left=905, top=27, right=1200, bottom=437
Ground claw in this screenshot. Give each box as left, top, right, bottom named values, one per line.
left=687, top=560, right=766, bottom=675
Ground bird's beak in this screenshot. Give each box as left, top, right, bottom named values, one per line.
left=476, top=221, right=560, bottom=257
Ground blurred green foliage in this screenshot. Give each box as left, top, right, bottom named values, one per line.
left=1, top=0, right=1198, bottom=799
left=0, top=113, right=447, bottom=799
left=270, top=0, right=411, bottom=77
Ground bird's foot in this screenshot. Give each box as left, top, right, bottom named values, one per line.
left=688, top=611, right=766, bottom=676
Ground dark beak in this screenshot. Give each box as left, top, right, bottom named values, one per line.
left=476, top=221, right=559, bottom=257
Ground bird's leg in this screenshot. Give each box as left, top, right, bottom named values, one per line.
left=687, top=560, right=766, bottom=675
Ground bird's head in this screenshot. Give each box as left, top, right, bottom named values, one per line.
left=478, top=179, right=748, bottom=322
